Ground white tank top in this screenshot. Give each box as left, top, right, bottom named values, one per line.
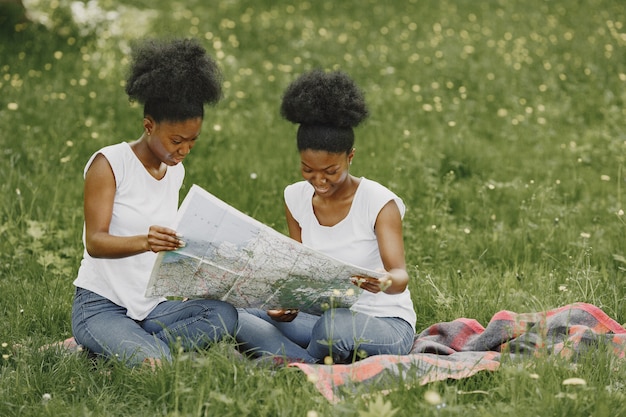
left=284, top=178, right=416, bottom=330
left=73, top=142, right=184, bottom=320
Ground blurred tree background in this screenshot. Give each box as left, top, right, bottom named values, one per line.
left=0, top=0, right=26, bottom=26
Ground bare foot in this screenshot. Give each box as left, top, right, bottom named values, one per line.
left=142, top=357, right=163, bottom=370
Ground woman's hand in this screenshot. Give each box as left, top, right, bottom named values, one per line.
left=146, top=226, right=186, bottom=253
left=351, top=275, right=388, bottom=293
left=352, top=268, right=408, bottom=294
left=267, top=309, right=299, bottom=322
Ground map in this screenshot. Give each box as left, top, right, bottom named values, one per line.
left=145, top=184, right=383, bottom=314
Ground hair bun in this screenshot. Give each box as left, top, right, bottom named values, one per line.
left=280, top=69, right=368, bottom=128
left=125, top=38, right=222, bottom=107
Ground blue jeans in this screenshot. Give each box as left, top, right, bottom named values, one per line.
left=236, top=308, right=414, bottom=364
left=72, top=287, right=238, bottom=366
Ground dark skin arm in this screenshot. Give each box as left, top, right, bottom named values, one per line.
left=351, top=200, right=409, bottom=294
left=285, top=203, right=302, bottom=243
left=83, top=153, right=183, bottom=258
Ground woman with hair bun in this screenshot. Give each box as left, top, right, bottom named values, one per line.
left=71, top=38, right=237, bottom=367
left=237, top=69, right=416, bottom=364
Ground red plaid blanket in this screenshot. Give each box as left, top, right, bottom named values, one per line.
left=290, top=303, right=626, bottom=403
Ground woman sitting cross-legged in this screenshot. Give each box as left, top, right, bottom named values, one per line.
left=236, top=69, right=416, bottom=364
left=71, top=38, right=238, bottom=367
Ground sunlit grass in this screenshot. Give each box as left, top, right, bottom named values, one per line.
left=1, top=0, right=625, bottom=416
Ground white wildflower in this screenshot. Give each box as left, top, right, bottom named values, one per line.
left=562, top=377, right=586, bottom=386
left=424, top=390, right=443, bottom=405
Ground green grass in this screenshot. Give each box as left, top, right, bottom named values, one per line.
left=1, top=0, right=625, bottom=415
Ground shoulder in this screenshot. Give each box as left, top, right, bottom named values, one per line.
left=84, top=143, right=129, bottom=176
left=360, top=177, right=394, bottom=193
left=284, top=181, right=312, bottom=216
left=358, top=177, right=406, bottom=218
left=86, top=142, right=131, bottom=166
left=97, top=142, right=131, bottom=158
left=284, top=180, right=312, bottom=199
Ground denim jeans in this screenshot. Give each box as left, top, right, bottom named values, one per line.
left=236, top=307, right=414, bottom=364
left=72, top=287, right=238, bottom=366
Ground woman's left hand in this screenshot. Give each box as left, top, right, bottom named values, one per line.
left=351, top=275, right=391, bottom=294
left=267, top=309, right=300, bottom=322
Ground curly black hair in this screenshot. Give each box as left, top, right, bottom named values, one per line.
left=280, top=69, right=368, bottom=154
left=125, top=38, right=222, bottom=122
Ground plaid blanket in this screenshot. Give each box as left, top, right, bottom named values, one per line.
left=290, top=303, right=626, bottom=403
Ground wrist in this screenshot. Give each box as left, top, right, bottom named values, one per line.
left=383, top=269, right=409, bottom=294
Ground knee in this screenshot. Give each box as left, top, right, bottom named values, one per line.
left=313, top=309, right=354, bottom=337
left=309, top=309, right=354, bottom=351
left=195, top=300, right=238, bottom=335
left=215, top=302, right=238, bottom=334
left=312, top=309, right=370, bottom=361
left=235, top=311, right=268, bottom=341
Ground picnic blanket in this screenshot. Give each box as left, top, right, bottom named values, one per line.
left=290, top=302, right=626, bottom=403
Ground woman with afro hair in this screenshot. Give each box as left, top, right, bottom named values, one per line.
left=236, top=70, right=416, bottom=364
left=71, top=38, right=237, bottom=367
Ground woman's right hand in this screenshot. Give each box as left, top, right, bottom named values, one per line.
left=146, top=225, right=186, bottom=253
left=267, top=309, right=299, bottom=322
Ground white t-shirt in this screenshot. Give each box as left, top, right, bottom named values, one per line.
left=73, top=142, right=184, bottom=320
left=284, top=177, right=416, bottom=330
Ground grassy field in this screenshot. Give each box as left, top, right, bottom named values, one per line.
left=1, top=0, right=625, bottom=415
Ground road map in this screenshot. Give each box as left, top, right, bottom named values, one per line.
left=145, top=184, right=383, bottom=314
